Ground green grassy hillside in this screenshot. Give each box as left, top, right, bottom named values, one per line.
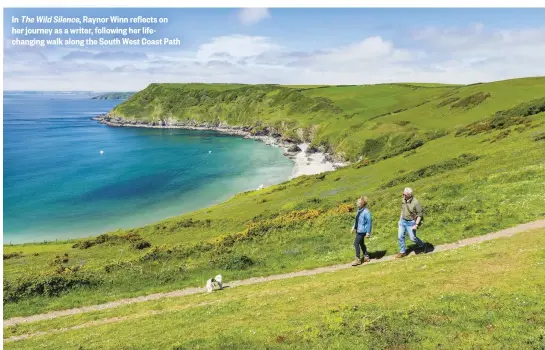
left=109, top=77, right=544, bottom=161
left=4, top=228, right=545, bottom=349
left=4, top=77, right=545, bottom=319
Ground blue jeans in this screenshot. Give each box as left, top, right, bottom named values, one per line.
left=398, top=219, right=424, bottom=254
left=354, top=234, right=369, bottom=259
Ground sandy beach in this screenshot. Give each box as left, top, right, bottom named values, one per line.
left=288, top=143, right=338, bottom=179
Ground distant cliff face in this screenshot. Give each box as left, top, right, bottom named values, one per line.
left=92, top=92, right=135, bottom=100
left=106, top=78, right=545, bottom=162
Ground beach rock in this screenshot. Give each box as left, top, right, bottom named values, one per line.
left=287, top=145, right=302, bottom=153
left=306, top=145, right=319, bottom=154
left=282, top=136, right=300, bottom=144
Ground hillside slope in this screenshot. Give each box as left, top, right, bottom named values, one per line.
left=4, top=77, right=545, bottom=318
left=108, top=77, right=544, bottom=161
left=4, top=228, right=545, bottom=349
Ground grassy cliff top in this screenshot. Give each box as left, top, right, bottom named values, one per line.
left=110, top=77, right=545, bottom=161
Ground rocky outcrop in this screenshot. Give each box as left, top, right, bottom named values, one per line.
left=287, top=145, right=302, bottom=153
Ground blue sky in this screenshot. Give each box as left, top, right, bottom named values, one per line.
left=4, top=8, right=545, bottom=90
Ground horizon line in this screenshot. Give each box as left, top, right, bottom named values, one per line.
left=4, top=75, right=544, bottom=92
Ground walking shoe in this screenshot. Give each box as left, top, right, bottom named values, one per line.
left=395, top=252, right=406, bottom=259
left=363, top=256, right=371, bottom=263
left=351, top=259, right=362, bottom=266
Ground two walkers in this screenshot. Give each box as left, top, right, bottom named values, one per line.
left=350, top=187, right=427, bottom=266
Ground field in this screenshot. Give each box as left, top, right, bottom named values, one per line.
left=4, top=77, right=545, bottom=341
left=4, top=228, right=545, bottom=348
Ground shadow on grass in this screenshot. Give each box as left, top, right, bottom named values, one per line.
left=369, top=250, right=387, bottom=259
left=409, top=242, right=435, bottom=255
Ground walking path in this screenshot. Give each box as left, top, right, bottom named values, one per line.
left=4, top=219, right=544, bottom=342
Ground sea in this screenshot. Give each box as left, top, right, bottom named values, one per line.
left=3, top=91, right=294, bottom=244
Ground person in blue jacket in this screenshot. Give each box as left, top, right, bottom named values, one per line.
left=351, top=196, right=372, bottom=266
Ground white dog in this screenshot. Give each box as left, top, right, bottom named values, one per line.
left=205, top=274, right=223, bottom=292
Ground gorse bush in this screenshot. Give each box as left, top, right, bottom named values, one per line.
left=101, top=207, right=334, bottom=276
left=210, top=254, right=255, bottom=270
left=3, top=271, right=102, bottom=303
left=72, top=234, right=116, bottom=249
left=51, top=253, right=69, bottom=265
left=360, top=133, right=428, bottom=161
left=3, top=252, right=23, bottom=260
left=436, top=96, right=461, bottom=108
left=72, top=232, right=151, bottom=250
left=380, top=154, right=480, bottom=189
left=451, top=92, right=491, bottom=109
left=456, top=97, right=545, bottom=136
left=134, top=241, right=151, bottom=250
left=532, top=131, right=545, bottom=141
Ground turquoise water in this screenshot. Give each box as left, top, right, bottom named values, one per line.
left=3, top=92, right=293, bottom=244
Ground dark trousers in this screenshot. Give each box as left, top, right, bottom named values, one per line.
left=354, top=234, right=369, bottom=259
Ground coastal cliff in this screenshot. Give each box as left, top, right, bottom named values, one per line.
left=102, top=83, right=459, bottom=163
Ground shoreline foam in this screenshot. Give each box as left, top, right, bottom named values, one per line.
left=92, top=115, right=349, bottom=179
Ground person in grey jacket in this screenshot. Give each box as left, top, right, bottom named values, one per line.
left=396, top=187, right=427, bottom=258
left=350, top=196, right=372, bottom=266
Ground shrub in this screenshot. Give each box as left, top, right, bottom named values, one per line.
left=532, top=131, right=545, bottom=141
left=211, top=255, right=255, bottom=270
left=72, top=240, right=93, bottom=249
left=451, top=92, right=491, bottom=109
left=72, top=234, right=116, bottom=249
left=3, top=271, right=102, bottom=303
left=72, top=232, right=148, bottom=249
left=172, top=218, right=211, bottom=230
left=424, top=129, right=449, bottom=141
left=134, top=241, right=151, bottom=250
left=456, top=97, right=545, bottom=137
left=293, top=198, right=324, bottom=211
left=51, top=253, right=69, bottom=265
left=269, top=184, right=288, bottom=193
left=122, top=232, right=143, bottom=242
left=490, top=129, right=511, bottom=143
left=380, top=154, right=480, bottom=189
left=139, top=245, right=175, bottom=262
left=361, top=137, right=386, bottom=159
left=436, top=96, right=460, bottom=108
left=353, top=158, right=371, bottom=169
left=3, top=252, right=23, bottom=260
